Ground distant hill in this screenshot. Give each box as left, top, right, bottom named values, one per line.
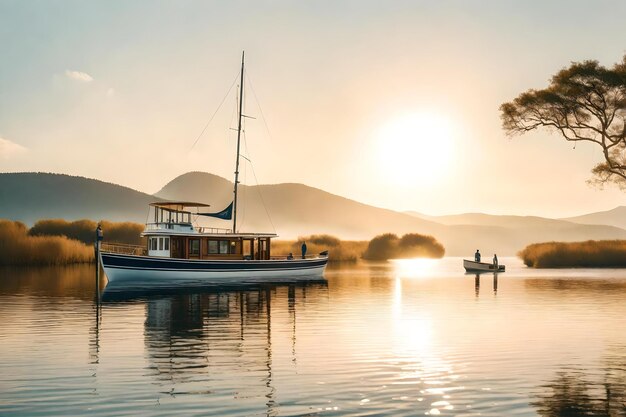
left=406, top=211, right=582, bottom=229
left=0, top=173, right=157, bottom=224
left=562, top=206, right=626, bottom=230
left=158, top=172, right=626, bottom=255
left=155, top=172, right=444, bottom=240
left=2, top=171, right=626, bottom=256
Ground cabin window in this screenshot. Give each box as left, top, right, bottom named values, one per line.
left=158, top=237, right=164, bottom=250
left=164, top=237, right=169, bottom=251
left=150, top=238, right=158, bottom=251
left=189, top=239, right=200, bottom=256
left=208, top=240, right=218, bottom=254
left=219, top=241, right=229, bottom=254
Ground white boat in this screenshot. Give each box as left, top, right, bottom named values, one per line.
left=99, top=53, right=329, bottom=284
left=463, top=259, right=505, bottom=273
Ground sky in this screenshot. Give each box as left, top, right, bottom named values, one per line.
left=1, top=0, right=625, bottom=218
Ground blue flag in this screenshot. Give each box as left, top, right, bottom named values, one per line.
left=197, top=202, right=233, bottom=220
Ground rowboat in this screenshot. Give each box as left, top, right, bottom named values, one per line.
left=463, top=259, right=505, bottom=272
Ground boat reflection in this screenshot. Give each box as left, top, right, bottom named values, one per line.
left=99, top=279, right=328, bottom=414
left=101, top=277, right=326, bottom=302
left=469, top=272, right=499, bottom=297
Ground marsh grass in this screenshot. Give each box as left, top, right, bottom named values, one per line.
left=272, top=235, right=366, bottom=263
left=0, top=220, right=93, bottom=266
left=362, top=233, right=445, bottom=260
left=273, top=233, right=445, bottom=263
left=29, top=219, right=144, bottom=245
left=519, top=240, right=626, bottom=268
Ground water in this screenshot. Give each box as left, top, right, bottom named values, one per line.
left=1, top=257, right=625, bottom=416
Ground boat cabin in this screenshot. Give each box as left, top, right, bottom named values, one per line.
left=143, top=202, right=276, bottom=261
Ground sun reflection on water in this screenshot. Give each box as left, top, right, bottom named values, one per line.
left=391, top=258, right=440, bottom=278
left=390, top=276, right=464, bottom=415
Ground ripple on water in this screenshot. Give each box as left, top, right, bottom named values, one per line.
left=1, top=261, right=626, bottom=416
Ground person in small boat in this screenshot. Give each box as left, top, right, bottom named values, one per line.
left=287, top=252, right=294, bottom=260
left=301, top=241, right=307, bottom=259
left=474, top=249, right=481, bottom=262
left=493, top=254, right=498, bottom=268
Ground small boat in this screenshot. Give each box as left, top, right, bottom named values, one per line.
left=99, top=52, right=329, bottom=284
left=463, top=259, right=505, bottom=273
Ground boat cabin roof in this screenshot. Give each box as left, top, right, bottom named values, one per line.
left=150, top=201, right=211, bottom=212
left=142, top=230, right=278, bottom=239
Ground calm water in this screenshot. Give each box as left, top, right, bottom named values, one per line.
left=1, top=257, right=625, bottom=416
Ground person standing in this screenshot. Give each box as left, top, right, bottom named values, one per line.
left=96, top=223, right=103, bottom=242
left=493, top=253, right=498, bottom=268
left=474, top=249, right=481, bottom=263
left=301, top=241, right=307, bottom=259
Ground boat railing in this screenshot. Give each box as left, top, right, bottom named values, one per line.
left=196, top=227, right=233, bottom=234
left=145, top=222, right=194, bottom=230
left=270, top=253, right=329, bottom=260
left=100, top=242, right=147, bottom=256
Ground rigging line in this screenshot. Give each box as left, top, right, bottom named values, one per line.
left=242, top=129, right=276, bottom=234
left=189, top=72, right=240, bottom=152
left=240, top=161, right=247, bottom=229
left=245, top=70, right=274, bottom=144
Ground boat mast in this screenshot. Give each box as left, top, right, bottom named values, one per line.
left=232, top=51, right=245, bottom=233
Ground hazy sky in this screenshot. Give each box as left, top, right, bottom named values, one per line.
left=1, top=0, right=625, bottom=217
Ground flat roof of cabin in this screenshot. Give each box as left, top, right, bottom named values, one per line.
left=142, top=230, right=278, bottom=238
left=150, top=201, right=211, bottom=210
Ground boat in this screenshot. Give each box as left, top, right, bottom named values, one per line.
left=99, top=52, right=329, bottom=284
left=463, top=259, right=505, bottom=273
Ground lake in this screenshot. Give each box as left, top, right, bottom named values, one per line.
left=1, top=257, right=625, bottom=416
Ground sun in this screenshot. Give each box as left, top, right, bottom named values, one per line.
left=374, top=112, right=456, bottom=186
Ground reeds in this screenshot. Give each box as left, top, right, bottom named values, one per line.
left=362, top=233, right=445, bottom=260
left=273, top=232, right=446, bottom=263
left=272, top=234, right=366, bottom=263
left=0, top=220, right=93, bottom=266
left=519, top=240, right=626, bottom=268
left=29, top=219, right=144, bottom=245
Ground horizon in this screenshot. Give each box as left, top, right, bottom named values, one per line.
left=1, top=1, right=626, bottom=218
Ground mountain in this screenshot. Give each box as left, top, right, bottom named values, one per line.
left=0, top=173, right=157, bottom=224
left=562, top=206, right=626, bottom=230
left=406, top=211, right=572, bottom=228
left=155, top=172, right=444, bottom=240
left=157, top=172, right=626, bottom=255
left=404, top=209, right=626, bottom=255
left=2, top=171, right=626, bottom=256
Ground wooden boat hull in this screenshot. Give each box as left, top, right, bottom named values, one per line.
left=101, top=252, right=328, bottom=284
left=463, top=259, right=505, bottom=273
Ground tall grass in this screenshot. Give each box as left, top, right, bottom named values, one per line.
left=519, top=240, right=626, bottom=268
left=0, top=220, right=93, bottom=266
left=362, top=233, right=445, bottom=260
left=273, top=233, right=446, bottom=263
left=29, top=219, right=144, bottom=245
left=272, top=234, right=366, bottom=263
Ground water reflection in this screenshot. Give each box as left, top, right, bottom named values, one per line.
left=2, top=261, right=626, bottom=416
left=532, top=353, right=626, bottom=417
left=101, top=281, right=328, bottom=415
left=471, top=273, right=499, bottom=297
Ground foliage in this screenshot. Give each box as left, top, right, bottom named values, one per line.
left=303, top=234, right=341, bottom=247
left=362, top=233, right=401, bottom=261
left=362, top=233, right=445, bottom=260
left=29, top=219, right=144, bottom=245
left=0, top=220, right=93, bottom=266
left=519, top=240, right=626, bottom=268
left=273, top=235, right=365, bottom=263
left=398, top=233, right=446, bottom=258
left=500, top=56, right=626, bottom=188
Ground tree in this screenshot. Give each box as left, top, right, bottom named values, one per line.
left=500, top=56, right=626, bottom=189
